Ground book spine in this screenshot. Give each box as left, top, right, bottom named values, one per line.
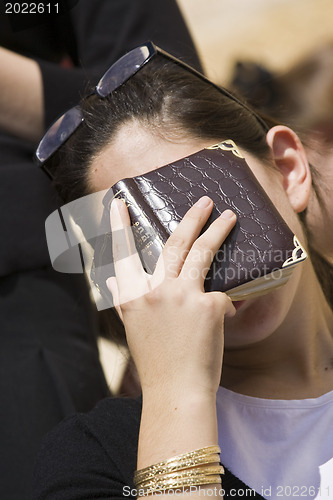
left=112, top=179, right=168, bottom=274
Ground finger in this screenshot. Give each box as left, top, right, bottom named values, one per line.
left=110, top=199, right=144, bottom=280
left=180, top=209, right=237, bottom=287
left=151, top=196, right=213, bottom=286
left=210, top=291, right=236, bottom=318
left=110, top=199, right=150, bottom=303
left=106, top=276, right=124, bottom=322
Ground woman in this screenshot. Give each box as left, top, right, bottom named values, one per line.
left=33, top=43, right=333, bottom=499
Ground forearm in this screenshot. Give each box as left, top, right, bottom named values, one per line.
left=137, top=390, right=223, bottom=499
left=109, top=199, right=236, bottom=499
left=0, top=47, right=43, bottom=142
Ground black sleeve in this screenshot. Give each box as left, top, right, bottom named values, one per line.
left=33, top=418, right=127, bottom=499
left=40, top=0, right=202, bottom=128
left=33, top=397, right=141, bottom=500
left=68, top=0, right=202, bottom=72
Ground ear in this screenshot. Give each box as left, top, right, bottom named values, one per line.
left=266, top=125, right=312, bottom=213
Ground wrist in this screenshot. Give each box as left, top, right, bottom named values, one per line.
left=141, top=376, right=219, bottom=406
left=138, top=390, right=218, bottom=469
left=142, top=387, right=217, bottom=410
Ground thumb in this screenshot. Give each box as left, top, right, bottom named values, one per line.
left=106, top=277, right=124, bottom=322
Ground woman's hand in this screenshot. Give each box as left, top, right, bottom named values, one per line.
left=108, top=196, right=236, bottom=487
left=107, top=195, right=236, bottom=400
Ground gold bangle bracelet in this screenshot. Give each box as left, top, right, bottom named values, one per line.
left=138, top=474, right=222, bottom=495
left=134, top=453, right=221, bottom=484
left=136, top=465, right=224, bottom=490
left=134, top=445, right=221, bottom=485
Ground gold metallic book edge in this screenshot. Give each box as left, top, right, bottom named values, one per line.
left=206, top=139, right=244, bottom=158
left=282, top=235, right=308, bottom=268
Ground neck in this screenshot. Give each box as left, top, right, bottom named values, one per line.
left=221, top=262, right=333, bottom=399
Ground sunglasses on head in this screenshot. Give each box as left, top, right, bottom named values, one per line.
left=35, top=41, right=269, bottom=179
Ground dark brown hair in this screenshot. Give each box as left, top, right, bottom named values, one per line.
left=54, top=56, right=272, bottom=202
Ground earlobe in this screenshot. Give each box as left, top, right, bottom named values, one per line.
left=266, top=125, right=312, bottom=213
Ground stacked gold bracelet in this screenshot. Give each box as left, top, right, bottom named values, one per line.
left=134, top=445, right=224, bottom=495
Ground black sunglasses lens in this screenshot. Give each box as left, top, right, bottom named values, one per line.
left=36, top=106, right=83, bottom=164
left=96, top=45, right=153, bottom=97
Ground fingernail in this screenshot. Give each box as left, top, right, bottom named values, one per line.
left=195, top=196, right=212, bottom=208
left=220, top=209, right=236, bottom=219
left=110, top=198, right=124, bottom=229
left=110, top=198, right=122, bottom=214
left=106, top=277, right=113, bottom=289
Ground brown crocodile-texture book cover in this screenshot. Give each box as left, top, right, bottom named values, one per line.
left=93, top=140, right=307, bottom=302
